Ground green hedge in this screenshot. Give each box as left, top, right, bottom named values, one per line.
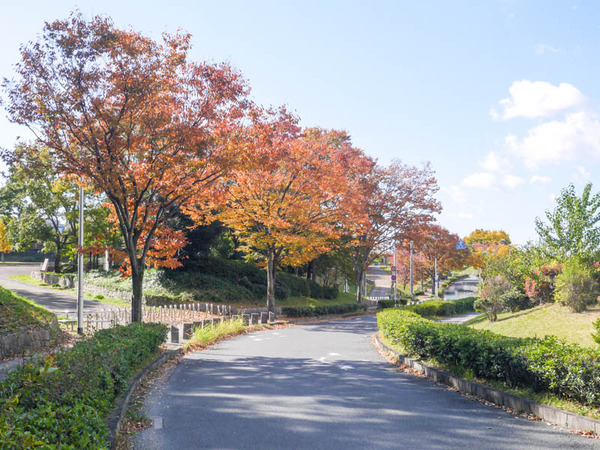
left=281, top=303, right=366, bottom=318
left=378, top=309, right=600, bottom=406
left=0, top=322, right=167, bottom=448
left=379, top=297, right=476, bottom=318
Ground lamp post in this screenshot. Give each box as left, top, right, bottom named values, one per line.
left=409, top=240, right=414, bottom=296
left=77, top=184, right=84, bottom=335
left=392, top=244, right=397, bottom=306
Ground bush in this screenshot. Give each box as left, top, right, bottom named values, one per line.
left=281, top=303, right=366, bottom=317
left=474, top=276, right=511, bottom=322
left=391, top=298, right=476, bottom=318
left=322, top=285, right=339, bottom=300
left=555, top=258, right=598, bottom=313
left=378, top=309, right=600, bottom=407
left=0, top=322, right=167, bottom=448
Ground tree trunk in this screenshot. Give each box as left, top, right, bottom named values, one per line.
left=355, top=268, right=365, bottom=303
left=131, top=261, right=144, bottom=323
left=266, top=250, right=276, bottom=315
left=54, top=243, right=62, bottom=273
left=311, top=260, right=317, bottom=282
left=430, top=271, right=436, bottom=296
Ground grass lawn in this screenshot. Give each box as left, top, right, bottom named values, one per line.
left=10, top=274, right=130, bottom=308
left=0, top=285, right=56, bottom=335
left=467, top=303, right=600, bottom=347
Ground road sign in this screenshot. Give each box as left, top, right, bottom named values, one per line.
left=391, top=275, right=396, bottom=281
left=391, top=265, right=396, bottom=272
left=456, top=239, right=467, bottom=250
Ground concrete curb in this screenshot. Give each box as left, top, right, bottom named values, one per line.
left=373, top=332, right=600, bottom=434
left=107, top=347, right=182, bottom=449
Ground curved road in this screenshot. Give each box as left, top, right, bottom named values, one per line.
left=134, top=316, right=597, bottom=449
left=0, top=264, right=113, bottom=313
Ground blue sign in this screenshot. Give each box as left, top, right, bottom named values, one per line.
left=391, top=275, right=396, bottom=281
left=456, top=239, right=467, bottom=250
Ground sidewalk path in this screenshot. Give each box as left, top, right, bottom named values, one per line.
left=366, top=265, right=391, bottom=298
left=0, top=264, right=114, bottom=313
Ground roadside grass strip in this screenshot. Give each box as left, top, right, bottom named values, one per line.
left=0, top=286, right=55, bottom=334
left=183, top=318, right=246, bottom=352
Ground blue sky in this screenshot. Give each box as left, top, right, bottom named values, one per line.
left=1, top=1, right=599, bottom=244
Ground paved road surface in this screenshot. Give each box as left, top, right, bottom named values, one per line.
left=0, top=264, right=113, bottom=313
left=443, top=275, right=479, bottom=301
left=367, top=265, right=391, bottom=298
left=134, top=316, right=597, bottom=449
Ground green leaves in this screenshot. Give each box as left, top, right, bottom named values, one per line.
left=378, top=309, right=600, bottom=406
left=535, top=183, right=600, bottom=260
left=0, top=322, right=167, bottom=448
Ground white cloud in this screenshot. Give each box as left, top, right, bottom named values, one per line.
left=534, top=44, right=560, bottom=55
left=491, top=80, right=585, bottom=120
left=481, top=151, right=503, bottom=172
left=462, top=172, right=496, bottom=189
left=530, top=175, right=552, bottom=184
left=574, top=165, right=591, bottom=181
left=506, top=111, right=600, bottom=168
left=455, top=212, right=474, bottom=220
left=503, top=174, right=525, bottom=188
left=443, top=185, right=467, bottom=205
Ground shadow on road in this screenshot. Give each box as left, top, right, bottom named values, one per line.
left=146, top=352, right=577, bottom=449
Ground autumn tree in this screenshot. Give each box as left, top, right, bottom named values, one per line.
left=349, top=161, right=441, bottom=302
left=213, top=109, right=369, bottom=314
left=415, top=224, right=470, bottom=292
left=464, top=229, right=511, bottom=246
left=0, top=220, right=11, bottom=261
left=464, top=229, right=512, bottom=276
left=4, top=14, right=249, bottom=321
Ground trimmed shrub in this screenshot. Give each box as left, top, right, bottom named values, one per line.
left=0, top=322, right=167, bottom=448
left=378, top=309, right=600, bottom=407
left=387, top=298, right=476, bottom=318
left=281, top=303, right=366, bottom=318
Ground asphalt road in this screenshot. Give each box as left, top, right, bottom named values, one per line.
left=0, top=264, right=113, bottom=313
left=367, top=265, right=391, bottom=298
left=134, top=316, right=598, bottom=449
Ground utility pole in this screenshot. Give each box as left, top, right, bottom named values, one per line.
left=392, top=244, right=397, bottom=306
left=434, top=256, right=438, bottom=298
left=77, top=185, right=84, bottom=335
left=409, top=240, right=414, bottom=296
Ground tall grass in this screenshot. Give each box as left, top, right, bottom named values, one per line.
left=183, top=318, right=246, bottom=351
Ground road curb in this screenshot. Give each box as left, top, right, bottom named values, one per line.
left=107, top=347, right=182, bottom=449
left=373, top=332, right=600, bottom=434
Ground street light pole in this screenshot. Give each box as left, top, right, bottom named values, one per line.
left=77, top=185, right=84, bottom=335
left=434, top=256, right=438, bottom=298
left=393, top=244, right=397, bottom=305
left=409, top=240, right=414, bottom=296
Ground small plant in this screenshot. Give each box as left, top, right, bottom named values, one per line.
left=95, top=294, right=104, bottom=300
left=555, top=258, right=598, bottom=313
left=475, top=275, right=513, bottom=321
left=184, top=318, right=245, bottom=351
